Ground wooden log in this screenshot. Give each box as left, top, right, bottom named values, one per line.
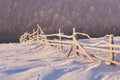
left=50, top=43, right=70, bottom=47
left=84, top=46, right=120, bottom=54
left=109, top=35, right=114, bottom=65
left=43, top=36, right=52, bottom=47
left=82, top=42, right=120, bottom=49
left=93, top=55, right=120, bottom=66
left=76, top=32, right=91, bottom=39
left=73, top=28, right=80, bottom=56
left=37, top=24, right=44, bottom=35
left=66, top=45, right=73, bottom=57
left=43, top=39, right=72, bottom=44
left=44, top=34, right=72, bottom=39
left=76, top=45, right=81, bottom=56
left=77, top=43, right=95, bottom=62
left=33, top=29, right=35, bottom=33
left=37, top=29, right=39, bottom=42
left=72, top=28, right=76, bottom=43
left=29, top=31, right=37, bottom=37
left=59, top=28, right=63, bottom=50
left=72, top=28, right=85, bottom=57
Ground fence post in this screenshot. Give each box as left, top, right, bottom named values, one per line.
left=109, top=35, right=114, bottom=62
left=33, top=29, right=35, bottom=33
left=59, top=28, right=63, bottom=50
left=28, top=32, right=31, bottom=42
left=32, top=29, right=35, bottom=40
left=72, top=28, right=79, bottom=55
left=73, top=28, right=94, bottom=62
left=72, top=28, right=76, bottom=43
left=37, top=29, right=39, bottom=42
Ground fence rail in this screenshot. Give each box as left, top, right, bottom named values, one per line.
left=20, top=24, right=120, bottom=66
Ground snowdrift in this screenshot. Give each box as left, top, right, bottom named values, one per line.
left=0, top=38, right=120, bottom=80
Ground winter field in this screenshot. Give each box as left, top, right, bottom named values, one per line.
left=0, top=37, right=120, bottom=80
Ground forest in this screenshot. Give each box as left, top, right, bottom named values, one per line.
left=0, top=0, right=120, bottom=42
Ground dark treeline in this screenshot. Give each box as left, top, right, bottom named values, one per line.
left=0, top=0, right=120, bottom=42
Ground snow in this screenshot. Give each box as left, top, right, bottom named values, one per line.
left=0, top=38, right=120, bottom=80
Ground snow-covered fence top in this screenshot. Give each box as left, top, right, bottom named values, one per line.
left=20, top=24, right=120, bottom=66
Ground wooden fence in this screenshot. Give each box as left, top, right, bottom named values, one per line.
left=20, top=24, right=120, bottom=66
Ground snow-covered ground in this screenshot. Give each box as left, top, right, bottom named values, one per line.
left=0, top=38, right=120, bottom=80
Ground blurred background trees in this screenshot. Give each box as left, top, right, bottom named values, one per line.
left=0, top=0, right=120, bottom=42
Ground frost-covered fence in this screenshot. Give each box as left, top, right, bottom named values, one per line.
left=20, top=25, right=120, bottom=66
left=20, top=32, right=30, bottom=43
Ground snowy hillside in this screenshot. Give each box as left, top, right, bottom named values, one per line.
left=0, top=38, right=120, bottom=80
